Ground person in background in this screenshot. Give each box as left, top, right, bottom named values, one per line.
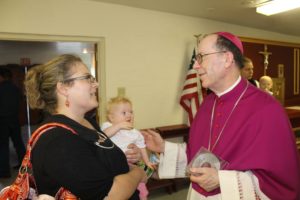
left=241, top=56, right=259, bottom=87
left=259, top=75, right=273, bottom=95
left=142, top=32, right=300, bottom=200
left=102, top=96, right=155, bottom=200
left=24, top=54, right=146, bottom=199
left=0, top=68, right=26, bottom=178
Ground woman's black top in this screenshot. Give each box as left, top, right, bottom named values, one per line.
left=31, top=114, right=139, bottom=200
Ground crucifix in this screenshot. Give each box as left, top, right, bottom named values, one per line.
left=259, top=44, right=272, bottom=75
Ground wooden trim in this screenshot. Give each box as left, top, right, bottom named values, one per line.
left=286, top=108, right=300, bottom=128
left=156, top=124, right=189, bottom=142
left=240, top=36, right=300, bottom=48
left=285, top=97, right=300, bottom=107
left=294, top=48, right=300, bottom=95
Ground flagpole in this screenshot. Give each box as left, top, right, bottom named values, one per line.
left=21, top=58, right=32, bottom=139
left=193, top=34, right=204, bottom=104
left=24, top=66, right=31, bottom=139
left=194, top=34, right=202, bottom=46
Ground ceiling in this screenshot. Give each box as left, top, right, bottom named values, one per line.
left=90, top=0, right=300, bottom=37
left=0, top=41, right=95, bottom=65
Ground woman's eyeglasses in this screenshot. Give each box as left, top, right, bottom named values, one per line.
left=62, top=74, right=96, bottom=84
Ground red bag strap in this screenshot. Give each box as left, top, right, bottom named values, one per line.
left=21, top=122, right=77, bottom=172
left=29, top=122, right=77, bottom=148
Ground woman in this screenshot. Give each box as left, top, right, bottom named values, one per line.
left=24, top=54, right=146, bottom=200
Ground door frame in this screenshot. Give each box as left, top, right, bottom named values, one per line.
left=0, top=32, right=106, bottom=123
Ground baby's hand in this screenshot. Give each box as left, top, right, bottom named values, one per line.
left=117, top=121, right=133, bottom=130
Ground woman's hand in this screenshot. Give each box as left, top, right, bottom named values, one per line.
left=130, top=164, right=148, bottom=183
left=189, top=167, right=220, bottom=192
left=125, top=144, right=141, bottom=164
left=106, top=164, right=147, bottom=200
left=141, top=129, right=165, bottom=153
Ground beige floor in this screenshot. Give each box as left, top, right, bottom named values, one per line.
left=148, top=184, right=189, bottom=200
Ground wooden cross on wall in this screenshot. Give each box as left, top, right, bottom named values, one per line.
left=259, top=44, right=272, bottom=75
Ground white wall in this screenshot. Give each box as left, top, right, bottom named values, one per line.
left=0, top=0, right=300, bottom=128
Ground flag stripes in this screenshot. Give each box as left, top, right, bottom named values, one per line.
left=180, top=49, right=203, bottom=124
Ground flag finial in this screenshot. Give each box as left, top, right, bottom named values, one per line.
left=194, top=34, right=202, bottom=45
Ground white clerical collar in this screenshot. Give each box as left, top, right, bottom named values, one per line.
left=216, top=76, right=241, bottom=97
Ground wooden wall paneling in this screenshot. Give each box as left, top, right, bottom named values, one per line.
left=241, top=37, right=300, bottom=106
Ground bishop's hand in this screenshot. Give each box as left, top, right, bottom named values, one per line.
left=189, top=167, right=220, bottom=192
left=141, top=129, right=165, bottom=153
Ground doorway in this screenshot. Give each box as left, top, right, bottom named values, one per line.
left=0, top=33, right=106, bottom=139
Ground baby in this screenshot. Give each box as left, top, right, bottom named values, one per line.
left=259, top=75, right=273, bottom=95
left=102, top=96, right=155, bottom=200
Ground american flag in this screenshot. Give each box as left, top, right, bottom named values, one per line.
left=180, top=49, right=203, bottom=124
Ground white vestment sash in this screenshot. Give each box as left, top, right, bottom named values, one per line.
left=158, top=141, right=270, bottom=200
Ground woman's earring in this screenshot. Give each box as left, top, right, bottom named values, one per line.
left=65, top=97, right=70, bottom=107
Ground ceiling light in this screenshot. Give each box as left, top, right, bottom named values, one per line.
left=256, top=0, right=300, bottom=16
left=82, top=48, right=88, bottom=54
